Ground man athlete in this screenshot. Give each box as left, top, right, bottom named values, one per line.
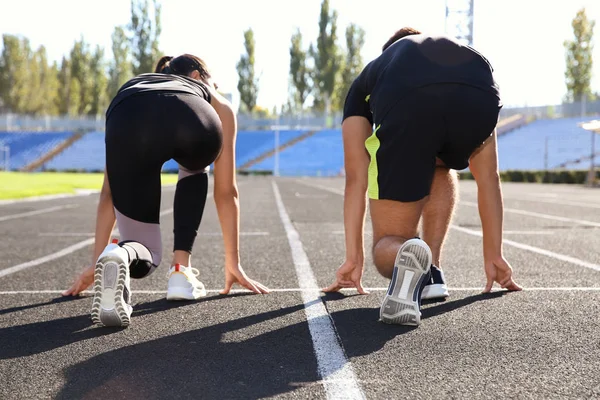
left=323, top=28, right=522, bottom=326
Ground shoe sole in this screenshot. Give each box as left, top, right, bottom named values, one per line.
left=421, top=284, right=450, bottom=300
left=166, top=286, right=207, bottom=301
left=91, top=255, right=131, bottom=327
left=380, top=239, right=432, bottom=326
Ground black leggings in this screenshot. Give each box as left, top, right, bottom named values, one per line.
left=105, top=92, right=222, bottom=276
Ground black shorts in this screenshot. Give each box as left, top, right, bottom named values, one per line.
left=105, top=92, right=223, bottom=223
left=366, top=83, right=501, bottom=202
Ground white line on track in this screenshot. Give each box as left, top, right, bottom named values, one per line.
left=0, top=208, right=175, bottom=279
left=37, top=231, right=270, bottom=237
left=2, top=287, right=600, bottom=295
left=0, top=204, right=79, bottom=222
left=295, top=180, right=600, bottom=273
left=460, top=201, right=600, bottom=228
left=272, top=180, right=365, bottom=400
left=451, top=225, right=600, bottom=272
left=511, top=196, right=600, bottom=210
left=0, top=190, right=99, bottom=206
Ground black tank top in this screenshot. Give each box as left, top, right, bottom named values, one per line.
left=106, top=73, right=211, bottom=118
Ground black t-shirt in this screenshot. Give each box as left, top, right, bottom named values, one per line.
left=343, top=34, right=500, bottom=124
left=106, top=73, right=212, bottom=118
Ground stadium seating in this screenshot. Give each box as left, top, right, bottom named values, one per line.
left=0, top=131, right=72, bottom=170
left=2, top=117, right=597, bottom=174
left=249, top=129, right=344, bottom=176
left=41, top=129, right=310, bottom=172
left=43, top=131, right=106, bottom=171
left=497, top=116, right=598, bottom=171
left=248, top=117, right=599, bottom=175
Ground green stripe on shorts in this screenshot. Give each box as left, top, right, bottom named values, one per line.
left=365, top=124, right=381, bottom=199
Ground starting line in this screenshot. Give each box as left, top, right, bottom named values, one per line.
left=1, top=287, right=600, bottom=295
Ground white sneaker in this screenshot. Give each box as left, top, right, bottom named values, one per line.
left=380, top=238, right=432, bottom=326
left=421, top=265, right=450, bottom=300
left=91, top=239, right=133, bottom=327
left=166, top=264, right=207, bottom=300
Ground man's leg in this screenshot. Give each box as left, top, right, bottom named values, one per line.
left=421, top=166, right=458, bottom=267
left=370, top=199, right=433, bottom=326
left=371, top=199, right=427, bottom=278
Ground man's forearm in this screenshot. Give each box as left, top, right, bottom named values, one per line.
left=344, top=180, right=367, bottom=262
left=477, top=177, right=504, bottom=259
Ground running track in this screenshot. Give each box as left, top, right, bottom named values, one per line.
left=0, top=177, right=599, bottom=399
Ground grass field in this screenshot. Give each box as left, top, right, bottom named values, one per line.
left=0, top=172, right=179, bottom=199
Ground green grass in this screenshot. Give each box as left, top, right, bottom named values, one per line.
left=0, top=172, right=179, bottom=200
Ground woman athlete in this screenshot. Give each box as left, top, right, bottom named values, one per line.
left=62, top=54, right=270, bottom=327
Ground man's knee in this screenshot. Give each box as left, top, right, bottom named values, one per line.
left=372, top=235, right=407, bottom=279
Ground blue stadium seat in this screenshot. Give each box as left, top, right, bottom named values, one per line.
left=0, top=131, right=72, bottom=170
left=42, top=129, right=310, bottom=172
left=249, top=129, right=344, bottom=176
left=496, top=116, right=599, bottom=171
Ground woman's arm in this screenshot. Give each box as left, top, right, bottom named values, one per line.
left=92, top=171, right=117, bottom=263
left=208, top=89, right=269, bottom=295
left=62, top=170, right=116, bottom=296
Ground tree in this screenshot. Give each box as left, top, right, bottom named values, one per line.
left=107, top=26, right=133, bottom=100
left=236, top=28, right=259, bottom=113
left=89, top=45, right=108, bottom=115
left=289, top=29, right=310, bottom=111
left=0, top=35, right=32, bottom=113
left=69, top=37, right=93, bottom=115
left=56, top=57, right=80, bottom=116
left=130, top=0, right=162, bottom=75
left=335, top=23, right=365, bottom=110
left=35, top=47, right=59, bottom=115
left=26, top=47, right=43, bottom=114
left=564, top=8, right=595, bottom=103
left=56, top=57, right=71, bottom=115
left=310, top=0, right=343, bottom=113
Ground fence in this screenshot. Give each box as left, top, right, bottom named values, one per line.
left=0, top=112, right=340, bottom=132
left=499, top=99, right=600, bottom=120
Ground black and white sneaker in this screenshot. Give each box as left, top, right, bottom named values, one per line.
left=91, top=239, right=133, bottom=327
left=380, top=238, right=432, bottom=326
left=421, top=265, right=449, bottom=300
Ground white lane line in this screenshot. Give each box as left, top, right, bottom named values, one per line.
left=451, top=225, right=600, bottom=272
left=0, top=204, right=79, bottom=222
left=38, top=233, right=94, bottom=237
left=296, top=180, right=600, bottom=273
left=0, top=238, right=95, bottom=279
left=0, top=208, right=175, bottom=279
left=3, top=287, right=600, bottom=295
left=502, top=230, right=555, bottom=235
left=460, top=201, right=600, bottom=228
left=513, top=196, right=600, bottom=210
left=272, top=180, right=365, bottom=400
left=0, top=190, right=100, bottom=206
left=37, top=231, right=271, bottom=237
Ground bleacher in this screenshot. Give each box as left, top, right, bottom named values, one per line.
left=0, top=131, right=72, bottom=170
left=1, top=116, right=597, bottom=175
left=249, top=129, right=343, bottom=176
left=42, top=129, right=310, bottom=172
left=247, top=116, right=599, bottom=176
left=497, top=116, right=598, bottom=171
left=43, top=131, right=105, bottom=171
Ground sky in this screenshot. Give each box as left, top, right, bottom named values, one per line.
left=1, top=0, right=600, bottom=111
